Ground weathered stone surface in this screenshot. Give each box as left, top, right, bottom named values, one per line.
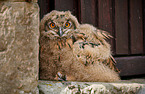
left=0, top=0, right=37, bottom=2
left=0, top=2, right=39, bottom=94
left=38, top=79, right=145, bottom=94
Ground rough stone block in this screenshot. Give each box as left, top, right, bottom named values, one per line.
left=0, top=0, right=37, bottom=2
left=38, top=79, right=145, bottom=94
left=0, top=2, right=39, bottom=94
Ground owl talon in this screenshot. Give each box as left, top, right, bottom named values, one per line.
left=54, top=72, right=67, bottom=81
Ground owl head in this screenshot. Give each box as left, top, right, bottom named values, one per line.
left=40, top=10, right=80, bottom=40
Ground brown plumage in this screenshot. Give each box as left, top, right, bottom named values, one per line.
left=39, top=10, right=120, bottom=82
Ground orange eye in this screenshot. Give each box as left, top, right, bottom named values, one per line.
left=49, top=22, right=55, bottom=29
left=65, top=22, right=71, bottom=28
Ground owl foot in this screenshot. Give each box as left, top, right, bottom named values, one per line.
left=54, top=72, right=67, bottom=81
left=54, top=72, right=76, bottom=81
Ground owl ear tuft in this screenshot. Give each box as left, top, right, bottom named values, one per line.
left=49, top=10, right=58, bottom=15
left=65, top=11, right=72, bottom=15
left=65, top=11, right=80, bottom=28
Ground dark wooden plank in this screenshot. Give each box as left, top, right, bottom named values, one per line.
left=130, top=0, right=143, bottom=54
left=80, top=0, right=97, bottom=26
left=98, top=0, right=113, bottom=32
left=115, top=0, right=129, bottom=55
left=115, top=56, right=145, bottom=76
left=38, top=0, right=49, bottom=18
left=54, top=0, right=79, bottom=18
left=38, top=0, right=55, bottom=19
left=55, top=0, right=74, bottom=12
left=143, top=0, right=145, bottom=54
left=98, top=0, right=115, bottom=54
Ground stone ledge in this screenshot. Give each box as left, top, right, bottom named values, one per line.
left=38, top=79, right=145, bottom=94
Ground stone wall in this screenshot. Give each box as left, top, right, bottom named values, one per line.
left=0, top=0, right=39, bottom=94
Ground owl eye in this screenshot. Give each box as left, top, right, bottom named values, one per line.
left=65, top=22, right=71, bottom=28
left=49, top=22, right=56, bottom=29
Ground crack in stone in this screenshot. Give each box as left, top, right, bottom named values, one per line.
left=0, top=48, right=7, bottom=52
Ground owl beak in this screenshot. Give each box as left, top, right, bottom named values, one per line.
left=58, top=27, right=63, bottom=37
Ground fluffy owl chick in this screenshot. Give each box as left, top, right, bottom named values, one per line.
left=39, top=10, right=120, bottom=82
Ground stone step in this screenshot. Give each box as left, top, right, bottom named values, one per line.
left=38, top=79, right=145, bottom=94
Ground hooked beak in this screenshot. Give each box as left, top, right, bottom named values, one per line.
left=58, top=27, right=63, bottom=37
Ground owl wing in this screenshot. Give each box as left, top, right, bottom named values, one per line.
left=101, top=55, right=120, bottom=72
left=73, top=24, right=119, bottom=72
left=94, top=28, right=113, bottom=39
left=94, top=28, right=119, bottom=72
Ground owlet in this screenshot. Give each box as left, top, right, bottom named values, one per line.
left=39, top=10, right=120, bottom=82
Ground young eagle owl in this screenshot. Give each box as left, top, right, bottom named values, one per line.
left=39, top=10, right=120, bottom=82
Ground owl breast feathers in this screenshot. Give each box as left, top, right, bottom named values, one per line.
left=39, top=10, right=120, bottom=82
